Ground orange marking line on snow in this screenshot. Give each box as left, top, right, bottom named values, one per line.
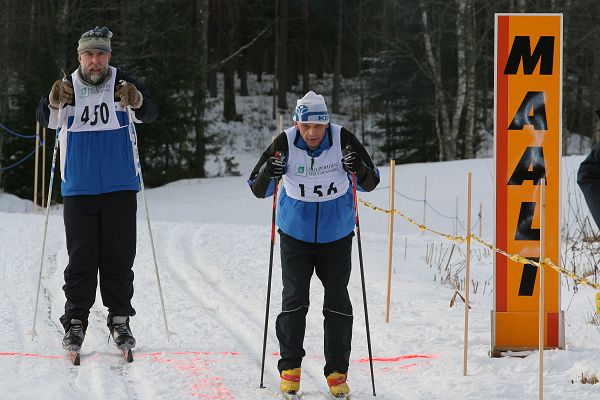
left=354, top=354, right=436, bottom=363
left=145, top=351, right=238, bottom=399
left=354, top=354, right=437, bottom=363
left=0, top=352, right=64, bottom=359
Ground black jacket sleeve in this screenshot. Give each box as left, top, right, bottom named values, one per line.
left=340, top=127, right=380, bottom=192
left=248, top=132, right=289, bottom=198
left=578, top=143, right=600, bottom=228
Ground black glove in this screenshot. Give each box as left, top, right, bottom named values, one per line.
left=264, top=154, right=286, bottom=178
left=49, top=79, right=74, bottom=109
left=342, top=148, right=365, bottom=175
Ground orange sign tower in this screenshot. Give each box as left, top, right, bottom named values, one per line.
left=493, top=14, right=564, bottom=355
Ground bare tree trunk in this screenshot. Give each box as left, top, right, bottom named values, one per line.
left=223, top=65, right=240, bottom=120
left=222, top=0, right=240, bottom=120
left=463, top=0, right=476, bottom=158
left=332, top=0, right=343, bottom=114
left=238, top=53, right=248, bottom=96
left=272, top=0, right=278, bottom=118
left=358, top=0, right=365, bottom=143
left=448, top=0, right=468, bottom=160
left=302, top=0, right=310, bottom=93
left=277, top=0, right=288, bottom=111
left=207, top=0, right=220, bottom=98
left=192, top=0, right=210, bottom=177
left=420, top=0, right=450, bottom=160
left=593, top=49, right=600, bottom=144
left=0, top=0, right=9, bottom=188
left=562, top=0, right=572, bottom=154
left=381, top=0, right=390, bottom=52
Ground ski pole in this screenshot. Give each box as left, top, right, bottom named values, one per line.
left=260, top=151, right=282, bottom=389
left=29, top=76, right=67, bottom=339
left=126, top=103, right=175, bottom=340
left=351, top=171, right=377, bottom=397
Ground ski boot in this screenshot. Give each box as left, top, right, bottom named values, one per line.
left=108, top=316, right=136, bottom=348
left=326, top=372, right=350, bottom=398
left=62, top=319, right=85, bottom=348
left=280, top=367, right=301, bottom=396
left=62, top=319, right=85, bottom=365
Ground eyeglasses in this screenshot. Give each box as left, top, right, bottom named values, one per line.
left=82, top=26, right=113, bottom=39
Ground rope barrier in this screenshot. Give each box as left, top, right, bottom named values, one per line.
left=358, top=198, right=600, bottom=291
left=0, top=122, right=36, bottom=139
left=0, top=144, right=42, bottom=172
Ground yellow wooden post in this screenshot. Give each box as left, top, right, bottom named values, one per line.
left=463, top=172, right=472, bottom=376
left=539, top=179, right=546, bottom=400
left=385, top=160, right=396, bottom=323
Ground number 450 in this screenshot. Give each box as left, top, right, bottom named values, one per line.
left=81, top=103, right=109, bottom=126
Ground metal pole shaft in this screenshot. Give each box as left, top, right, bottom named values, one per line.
left=34, top=122, right=39, bottom=210
left=127, top=107, right=174, bottom=339
left=260, top=177, right=279, bottom=388
left=352, top=173, right=376, bottom=396
left=30, top=104, right=64, bottom=339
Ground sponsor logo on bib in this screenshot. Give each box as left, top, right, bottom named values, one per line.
left=294, top=164, right=307, bottom=177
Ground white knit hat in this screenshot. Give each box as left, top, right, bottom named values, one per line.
left=293, top=91, right=329, bottom=124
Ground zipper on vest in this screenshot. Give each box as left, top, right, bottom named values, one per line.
left=310, top=156, right=314, bottom=170
left=314, top=202, right=319, bottom=243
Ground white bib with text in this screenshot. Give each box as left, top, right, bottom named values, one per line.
left=69, top=66, right=122, bottom=132
left=282, top=124, right=349, bottom=202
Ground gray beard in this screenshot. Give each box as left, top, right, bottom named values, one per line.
left=78, top=66, right=110, bottom=86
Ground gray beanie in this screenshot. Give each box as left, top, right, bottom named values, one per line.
left=77, top=26, right=113, bottom=53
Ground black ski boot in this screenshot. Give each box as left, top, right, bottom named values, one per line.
left=108, top=316, right=136, bottom=348
left=62, top=319, right=85, bottom=348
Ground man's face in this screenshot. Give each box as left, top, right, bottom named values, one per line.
left=78, top=50, right=111, bottom=84
left=295, top=121, right=328, bottom=150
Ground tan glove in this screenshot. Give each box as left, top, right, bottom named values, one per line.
left=115, top=81, right=143, bottom=109
left=49, top=79, right=74, bottom=109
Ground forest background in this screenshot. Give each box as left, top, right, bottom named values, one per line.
left=1, top=0, right=599, bottom=201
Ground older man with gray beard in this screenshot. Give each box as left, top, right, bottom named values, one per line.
left=36, top=26, right=158, bottom=362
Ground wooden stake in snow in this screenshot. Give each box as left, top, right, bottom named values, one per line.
left=463, top=172, right=472, bottom=376
left=539, top=178, right=546, bottom=400
left=385, top=159, right=396, bottom=323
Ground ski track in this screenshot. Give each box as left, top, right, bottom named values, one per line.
left=175, top=222, right=334, bottom=396
left=159, top=221, right=323, bottom=399
left=1, top=214, right=450, bottom=400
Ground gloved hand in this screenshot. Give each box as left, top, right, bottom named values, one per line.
left=115, top=81, right=143, bottom=109
left=49, top=79, right=74, bottom=109
left=342, top=146, right=365, bottom=174
left=264, top=153, right=286, bottom=178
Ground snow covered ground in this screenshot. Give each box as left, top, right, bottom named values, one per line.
left=2, top=156, right=600, bottom=399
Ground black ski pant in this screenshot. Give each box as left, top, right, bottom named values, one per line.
left=59, top=191, right=137, bottom=331
left=276, top=231, right=354, bottom=377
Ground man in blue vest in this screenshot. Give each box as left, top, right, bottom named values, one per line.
left=36, top=26, right=158, bottom=354
left=248, top=91, right=379, bottom=397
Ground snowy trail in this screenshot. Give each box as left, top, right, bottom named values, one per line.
left=3, top=157, right=600, bottom=399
